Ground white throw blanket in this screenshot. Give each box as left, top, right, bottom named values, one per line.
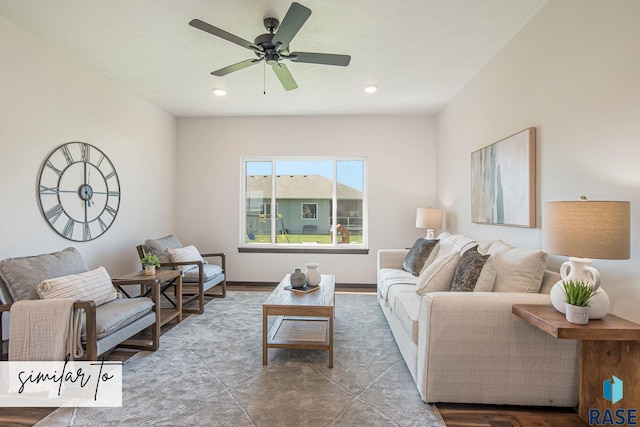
left=377, top=268, right=418, bottom=302
left=9, top=299, right=83, bottom=361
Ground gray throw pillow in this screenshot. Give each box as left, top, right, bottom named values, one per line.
left=450, top=245, right=490, bottom=292
left=402, top=239, right=439, bottom=276
left=144, top=235, right=183, bottom=264
left=0, top=247, right=89, bottom=302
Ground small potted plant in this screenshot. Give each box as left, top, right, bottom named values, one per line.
left=140, top=252, right=161, bottom=276
left=563, top=279, right=595, bottom=324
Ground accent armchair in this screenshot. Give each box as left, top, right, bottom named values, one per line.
left=137, top=235, right=226, bottom=315
left=0, top=247, right=160, bottom=361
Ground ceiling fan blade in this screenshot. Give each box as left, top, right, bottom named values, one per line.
left=189, top=19, right=260, bottom=52
left=212, top=58, right=262, bottom=76
left=271, top=2, right=311, bottom=52
left=289, top=52, right=351, bottom=66
left=272, top=63, right=298, bottom=91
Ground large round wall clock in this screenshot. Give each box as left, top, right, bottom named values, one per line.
left=37, top=142, right=121, bottom=242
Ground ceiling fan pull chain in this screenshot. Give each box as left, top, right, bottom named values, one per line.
left=263, top=60, right=266, bottom=95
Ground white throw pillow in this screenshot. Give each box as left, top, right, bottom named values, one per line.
left=487, top=240, right=547, bottom=293
left=415, top=251, right=460, bottom=295
left=167, top=245, right=204, bottom=273
left=36, top=266, right=118, bottom=306
left=433, top=233, right=477, bottom=260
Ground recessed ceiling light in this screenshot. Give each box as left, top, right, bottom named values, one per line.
left=212, top=88, right=226, bottom=96
left=364, top=85, right=378, bottom=94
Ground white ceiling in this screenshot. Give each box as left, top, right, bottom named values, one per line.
left=0, top=0, right=547, bottom=117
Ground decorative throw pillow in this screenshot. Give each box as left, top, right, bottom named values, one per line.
left=450, top=246, right=490, bottom=292
left=144, top=235, right=183, bottom=264
left=433, top=233, right=477, bottom=261
left=402, top=239, right=439, bottom=276
left=36, top=266, right=118, bottom=306
left=474, top=256, right=496, bottom=292
left=415, top=250, right=460, bottom=295
left=167, top=245, right=204, bottom=273
left=487, top=239, right=547, bottom=293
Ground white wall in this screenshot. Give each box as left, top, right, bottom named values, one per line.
left=0, top=15, right=177, bottom=276
left=176, top=115, right=436, bottom=284
left=436, top=0, right=640, bottom=322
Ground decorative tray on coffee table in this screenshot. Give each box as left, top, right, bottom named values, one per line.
left=284, top=284, right=320, bottom=293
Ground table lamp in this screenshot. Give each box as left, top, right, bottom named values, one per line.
left=416, top=208, right=443, bottom=240
left=542, top=197, right=630, bottom=319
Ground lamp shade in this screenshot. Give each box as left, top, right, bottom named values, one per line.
left=416, top=208, right=443, bottom=230
left=543, top=200, right=630, bottom=260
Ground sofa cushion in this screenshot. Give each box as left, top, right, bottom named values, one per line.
left=416, top=250, right=460, bottom=294
left=387, top=283, right=418, bottom=313
left=393, top=292, right=422, bottom=344
left=144, top=235, right=183, bottom=264
left=402, top=238, right=439, bottom=276
left=37, top=266, right=118, bottom=306
left=183, top=263, right=224, bottom=284
left=94, top=297, right=154, bottom=339
left=487, top=239, right=547, bottom=293
left=167, top=245, right=203, bottom=273
left=450, top=246, right=490, bottom=292
left=377, top=268, right=418, bottom=305
left=0, top=247, right=88, bottom=303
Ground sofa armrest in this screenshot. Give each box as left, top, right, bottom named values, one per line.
left=416, top=292, right=579, bottom=406
left=377, top=249, right=409, bottom=270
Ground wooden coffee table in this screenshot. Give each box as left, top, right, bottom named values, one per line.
left=263, top=274, right=335, bottom=368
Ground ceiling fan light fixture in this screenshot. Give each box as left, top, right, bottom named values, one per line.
left=212, top=88, right=227, bottom=97
left=364, top=85, right=378, bottom=94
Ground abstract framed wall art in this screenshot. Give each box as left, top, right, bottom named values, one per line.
left=470, top=128, right=536, bottom=228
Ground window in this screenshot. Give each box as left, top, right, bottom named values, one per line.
left=241, top=157, right=367, bottom=252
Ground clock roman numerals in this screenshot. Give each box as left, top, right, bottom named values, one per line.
left=45, top=203, right=65, bottom=223
left=83, top=223, right=92, bottom=241
left=39, top=142, right=120, bottom=242
left=45, top=160, right=63, bottom=177
left=60, top=145, right=74, bottom=165
left=62, top=218, right=75, bottom=239
left=39, top=185, right=59, bottom=195
left=81, top=143, right=90, bottom=163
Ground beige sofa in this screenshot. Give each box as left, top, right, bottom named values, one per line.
left=377, top=233, right=579, bottom=407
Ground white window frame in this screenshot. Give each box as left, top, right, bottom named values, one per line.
left=240, top=156, right=368, bottom=252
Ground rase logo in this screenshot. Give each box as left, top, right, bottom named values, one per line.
left=604, top=375, right=623, bottom=404
left=589, top=375, right=637, bottom=426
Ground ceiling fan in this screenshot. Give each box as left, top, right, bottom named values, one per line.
left=189, top=2, right=351, bottom=91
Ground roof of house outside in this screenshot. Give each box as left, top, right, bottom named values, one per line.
left=246, top=175, right=362, bottom=200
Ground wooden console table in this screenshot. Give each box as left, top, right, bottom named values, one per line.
left=512, top=304, right=640, bottom=425
left=113, top=269, right=182, bottom=327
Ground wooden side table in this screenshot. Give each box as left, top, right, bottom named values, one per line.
left=113, top=269, right=183, bottom=326
left=513, top=304, right=640, bottom=424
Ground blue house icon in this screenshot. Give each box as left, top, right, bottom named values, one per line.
left=603, top=375, right=623, bottom=404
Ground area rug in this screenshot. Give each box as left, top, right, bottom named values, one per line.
left=37, top=291, right=445, bottom=426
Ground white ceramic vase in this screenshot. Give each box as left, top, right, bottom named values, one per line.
left=549, top=257, right=610, bottom=319
left=565, top=303, right=589, bottom=325
left=305, top=263, right=321, bottom=287
left=144, top=265, right=156, bottom=276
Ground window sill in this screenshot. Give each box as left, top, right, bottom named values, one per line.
left=238, top=247, right=369, bottom=254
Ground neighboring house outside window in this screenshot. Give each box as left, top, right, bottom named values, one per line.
left=241, top=157, right=367, bottom=252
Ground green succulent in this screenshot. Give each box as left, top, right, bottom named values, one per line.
left=562, top=279, right=595, bottom=307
